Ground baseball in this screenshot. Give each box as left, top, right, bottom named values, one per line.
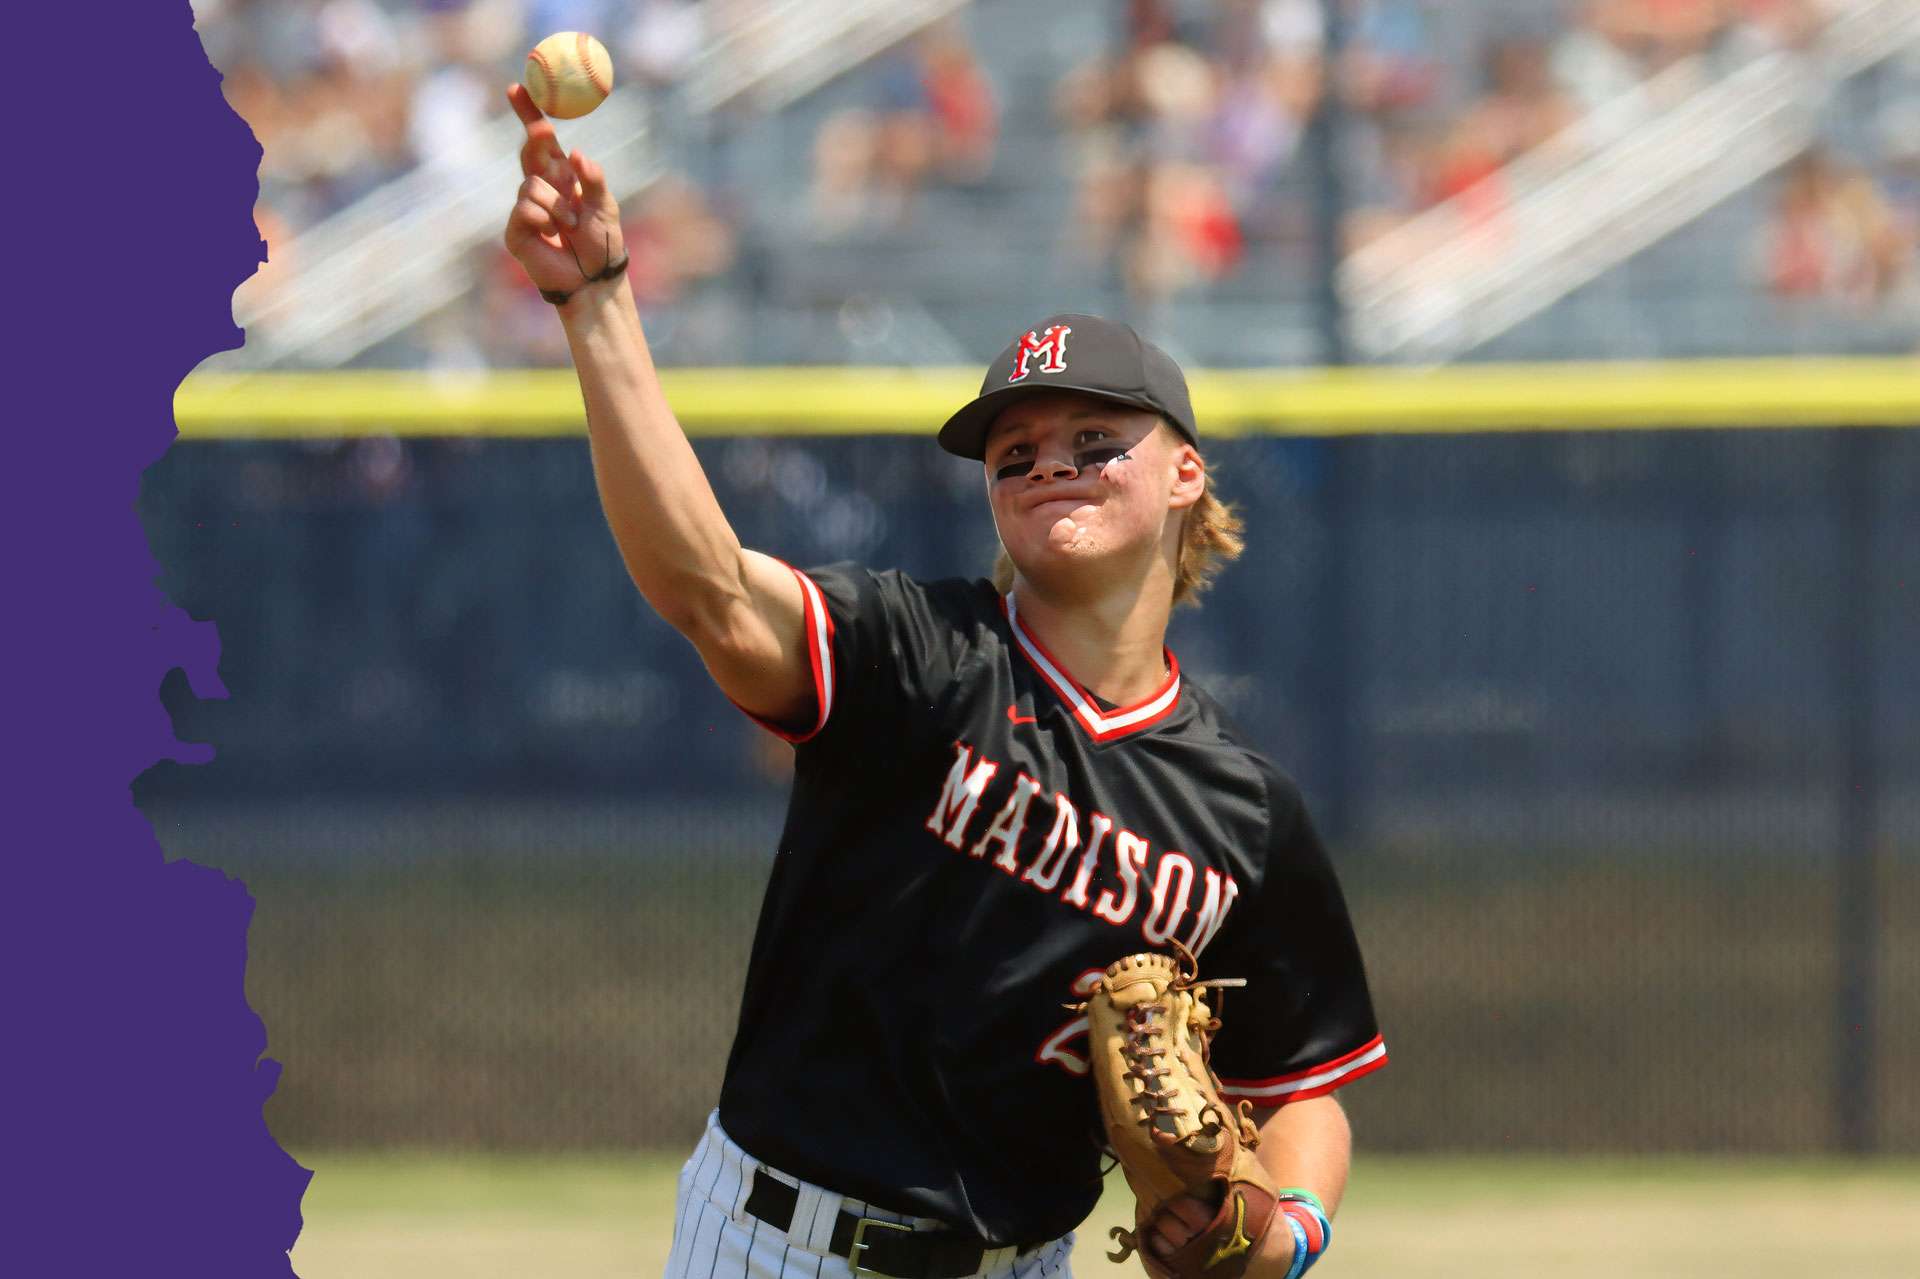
left=523, top=32, right=613, bottom=119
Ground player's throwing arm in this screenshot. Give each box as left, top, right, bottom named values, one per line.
left=501, top=85, right=812, bottom=727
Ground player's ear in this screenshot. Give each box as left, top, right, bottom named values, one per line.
left=1167, top=439, right=1205, bottom=512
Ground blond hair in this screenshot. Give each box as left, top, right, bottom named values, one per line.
left=990, top=459, right=1245, bottom=609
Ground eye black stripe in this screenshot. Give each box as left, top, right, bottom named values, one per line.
left=993, top=447, right=1130, bottom=482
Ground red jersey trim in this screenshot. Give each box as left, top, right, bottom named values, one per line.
left=734, top=563, right=836, bottom=744
left=1003, top=594, right=1181, bottom=743
left=1216, top=1036, right=1389, bottom=1107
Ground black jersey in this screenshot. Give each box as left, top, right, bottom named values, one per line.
left=715, top=563, right=1385, bottom=1246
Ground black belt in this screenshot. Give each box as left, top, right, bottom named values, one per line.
left=742, top=1167, right=999, bottom=1279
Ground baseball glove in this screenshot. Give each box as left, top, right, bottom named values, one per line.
left=1083, top=945, right=1279, bottom=1279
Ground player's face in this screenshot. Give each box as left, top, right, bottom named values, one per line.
left=982, top=392, right=1200, bottom=589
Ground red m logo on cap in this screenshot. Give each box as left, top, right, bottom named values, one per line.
left=1008, top=325, right=1072, bottom=383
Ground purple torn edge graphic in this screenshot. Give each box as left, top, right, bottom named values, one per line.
left=4, top=2, right=311, bottom=1273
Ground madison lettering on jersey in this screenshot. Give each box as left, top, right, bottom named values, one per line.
left=924, top=738, right=1239, bottom=954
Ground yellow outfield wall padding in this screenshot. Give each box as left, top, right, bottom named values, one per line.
left=173, top=359, right=1920, bottom=439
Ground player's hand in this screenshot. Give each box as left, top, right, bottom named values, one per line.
left=1144, top=1195, right=1213, bottom=1264
left=502, top=83, right=628, bottom=298
left=1142, top=1194, right=1295, bottom=1279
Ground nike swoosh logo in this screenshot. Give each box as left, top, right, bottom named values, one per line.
left=1006, top=704, right=1037, bottom=725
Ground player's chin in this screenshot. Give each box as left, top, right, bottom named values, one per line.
left=1025, top=527, right=1121, bottom=574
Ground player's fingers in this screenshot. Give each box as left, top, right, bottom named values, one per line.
left=503, top=207, right=554, bottom=256
left=571, top=150, right=624, bottom=234
left=517, top=135, right=550, bottom=178
left=515, top=174, right=575, bottom=228
left=1162, top=1197, right=1215, bottom=1233
left=506, top=82, right=546, bottom=129
left=509, top=86, right=567, bottom=177
left=572, top=148, right=607, bottom=199
left=518, top=131, right=567, bottom=182
left=503, top=211, right=555, bottom=258
left=519, top=174, right=561, bottom=210
left=1146, top=1195, right=1214, bottom=1256
left=505, top=207, right=565, bottom=258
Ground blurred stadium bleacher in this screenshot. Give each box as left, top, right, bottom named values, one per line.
left=196, top=0, right=1918, bottom=370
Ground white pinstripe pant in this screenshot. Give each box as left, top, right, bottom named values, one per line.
left=664, top=1111, right=1076, bottom=1279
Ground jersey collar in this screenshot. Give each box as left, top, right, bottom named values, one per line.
left=1003, top=593, right=1182, bottom=743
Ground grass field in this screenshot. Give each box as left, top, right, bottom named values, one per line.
left=285, top=1152, right=1920, bottom=1278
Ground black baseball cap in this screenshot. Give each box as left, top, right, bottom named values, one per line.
left=937, top=313, right=1198, bottom=460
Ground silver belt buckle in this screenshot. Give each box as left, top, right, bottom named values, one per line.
left=849, top=1217, right=913, bottom=1278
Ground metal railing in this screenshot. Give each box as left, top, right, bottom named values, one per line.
left=686, top=0, right=972, bottom=114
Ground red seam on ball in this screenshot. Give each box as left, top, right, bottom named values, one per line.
left=579, top=33, right=611, bottom=96
left=528, top=47, right=558, bottom=114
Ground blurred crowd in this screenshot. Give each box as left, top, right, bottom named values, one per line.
left=807, top=25, right=1000, bottom=235
left=1053, top=0, right=1912, bottom=307
left=199, top=0, right=1916, bottom=366
left=1765, top=143, right=1915, bottom=307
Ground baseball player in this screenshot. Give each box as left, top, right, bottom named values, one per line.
left=504, top=85, right=1385, bottom=1279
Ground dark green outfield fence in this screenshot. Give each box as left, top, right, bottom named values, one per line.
left=138, top=428, right=1918, bottom=1153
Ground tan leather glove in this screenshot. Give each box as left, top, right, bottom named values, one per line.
left=1085, top=949, right=1280, bottom=1279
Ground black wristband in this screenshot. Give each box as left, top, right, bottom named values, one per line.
left=541, top=251, right=631, bottom=306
